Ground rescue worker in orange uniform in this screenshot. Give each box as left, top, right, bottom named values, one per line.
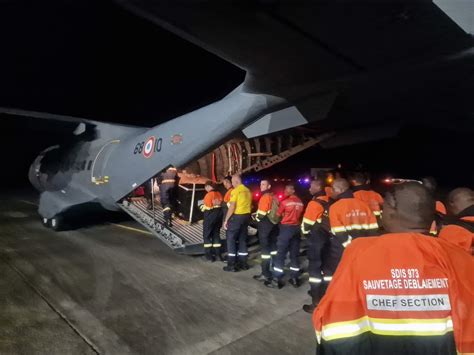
left=313, top=182, right=474, bottom=355
left=221, top=176, right=233, bottom=218
left=422, top=177, right=447, bottom=215
left=324, top=172, right=334, bottom=198
left=222, top=176, right=233, bottom=210
left=301, top=179, right=331, bottom=313
left=253, top=178, right=279, bottom=283
left=439, top=187, right=474, bottom=254
left=422, top=177, right=446, bottom=235
left=350, top=172, right=384, bottom=219
left=199, top=181, right=224, bottom=262
left=324, top=179, right=378, bottom=284
left=267, top=184, right=304, bottom=289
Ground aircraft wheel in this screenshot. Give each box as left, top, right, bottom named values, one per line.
left=50, top=215, right=64, bottom=231
left=41, top=217, right=50, bottom=228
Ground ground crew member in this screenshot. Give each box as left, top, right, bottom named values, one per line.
left=223, top=174, right=252, bottom=272
left=422, top=177, right=446, bottom=236
left=301, top=179, right=331, bottom=313
left=158, top=166, right=178, bottom=227
left=439, top=187, right=474, bottom=254
left=221, top=176, right=233, bottom=221
left=324, top=172, right=334, bottom=198
left=267, top=184, right=304, bottom=289
left=199, top=181, right=224, bottom=262
left=252, top=178, right=279, bottom=283
left=144, top=177, right=155, bottom=210
left=313, top=182, right=474, bottom=355
left=350, top=172, right=384, bottom=218
left=324, top=179, right=378, bottom=286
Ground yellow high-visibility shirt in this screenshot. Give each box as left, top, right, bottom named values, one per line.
left=229, top=184, right=252, bottom=215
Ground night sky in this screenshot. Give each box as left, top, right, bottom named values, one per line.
left=0, top=0, right=472, bottom=191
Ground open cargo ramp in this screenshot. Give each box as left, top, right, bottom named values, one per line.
left=119, top=197, right=226, bottom=255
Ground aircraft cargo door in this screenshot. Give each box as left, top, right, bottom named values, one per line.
left=90, top=140, right=120, bottom=186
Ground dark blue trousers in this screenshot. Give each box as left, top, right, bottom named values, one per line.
left=257, top=218, right=278, bottom=278
left=226, top=214, right=250, bottom=267
left=273, top=224, right=301, bottom=279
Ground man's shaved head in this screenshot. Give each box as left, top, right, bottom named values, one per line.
left=382, top=182, right=435, bottom=232
left=222, top=176, right=232, bottom=189
left=309, top=179, right=324, bottom=195
left=231, top=174, right=242, bottom=188
left=447, top=188, right=474, bottom=215
left=332, top=178, right=350, bottom=199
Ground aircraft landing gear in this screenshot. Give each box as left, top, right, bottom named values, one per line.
left=41, top=217, right=49, bottom=227
left=50, top=215, right=64, bottom=231
left=41, top=215, right=64, bottom=231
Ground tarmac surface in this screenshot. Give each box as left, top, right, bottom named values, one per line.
left=0, top=191, right=316, bottom=354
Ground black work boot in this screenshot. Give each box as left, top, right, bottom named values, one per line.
left=265, top=278, right=284, bottom=289
left=289, top=277, right=302, bottom=288
left=203, top=250, right=214, bottom=262
left=253, top=274, right=267, bottom=282
left=302, top=302, right=316, bottom=314
left=239, top=262, right=250, bottom=271
left=223, top=265, right=238, bottom=272
left=303, top=287, right=323, bottom=313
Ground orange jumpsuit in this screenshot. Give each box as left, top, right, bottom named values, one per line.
left=313, top=233, right=474, bottom=354
left=353, top=185, right=384, bottom=217
left=439, top=208, right=474, bottom=254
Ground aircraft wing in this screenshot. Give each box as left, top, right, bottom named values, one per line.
left=116, top=0, right=472, bottom=94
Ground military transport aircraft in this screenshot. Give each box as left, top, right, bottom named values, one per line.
left=0, top=1, right=473, bottom=252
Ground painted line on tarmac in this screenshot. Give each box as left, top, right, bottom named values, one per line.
left=0, top=255, right=101, bottom=354
left=108, top=223, right=153, bottom=236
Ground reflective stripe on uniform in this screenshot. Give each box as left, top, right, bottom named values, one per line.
left=290, top=267, right=300, bottom=272
left=238, top=252, right=249, bottom=256
left=163, top=207, right=171, bottom=212
left=213, top=243, right=222, bottom=248
left=270, top=251, right=277, bottom=256
left=309, top=277, right=323, bottom=283
left=261, top=254, right=271, bottom=260
left=323, top=276, right=333, bottom=282
left=204, top=244, right=213, bottom=248
left=317, top=316, right=453, bottom=343
left=303, top=217, right=316, bottom=226
left=161, top=179, right=175, bottom=183
left=331, top=223, right=378, bottom=234
left=201, top=205, right=221, bottom=211
left=342, top=237, right=352, bottom=248
left=256, top=209, right=268, bottom=216
left=273, top=267, right=284, bottom=273
left=228, top=253, right=236, bottom=257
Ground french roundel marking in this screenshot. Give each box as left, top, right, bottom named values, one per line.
left=143, top=136, right=155, bottom=158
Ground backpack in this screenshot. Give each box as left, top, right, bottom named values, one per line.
left=267, top=195, right=282, bottom=225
